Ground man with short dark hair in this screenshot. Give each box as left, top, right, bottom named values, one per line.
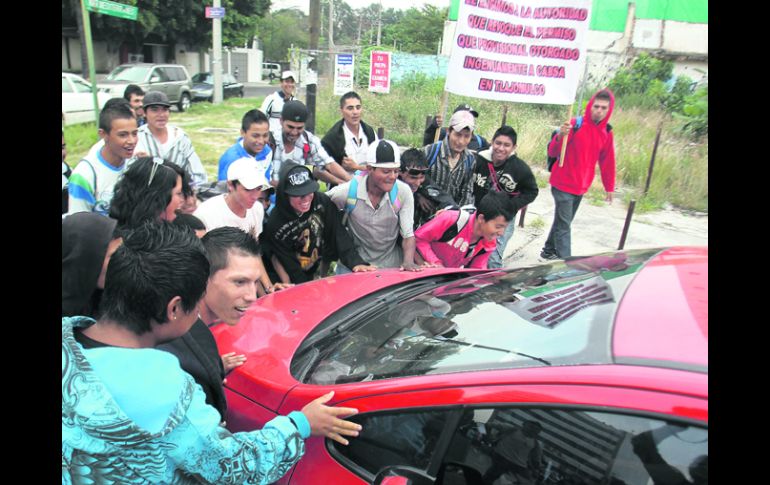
left=67, top=101, right=137, bottom=215
left=541, top=89, right=616, bottom=260
left=261, top=70, right=297, bottom=132
left=414, top=191, right=513, bottom=269
left=473, top=125, right=538, bottom=268
left=398, top=148, right=456, bottom=229
left=321, top=91, right=379, bottom=174
left=123, top=84, right=146, bottom=126
left=63, top=222, right=363, bottom=484
left=423, top=104, right=490, bottom=152
left=327, top=140, right=421, bottom=271
left=421, top=110, right=477, bottom=207
left=134, top=91, right=208, bottom=192
left=218, top=109, right=273, bottom=181
left=271, top=100, right=351, bottom=186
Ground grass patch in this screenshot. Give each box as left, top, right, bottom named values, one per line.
left=528, top=216, right=546, bottom=230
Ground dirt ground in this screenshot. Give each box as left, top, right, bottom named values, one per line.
left=501, top=176, right=708, bottom=268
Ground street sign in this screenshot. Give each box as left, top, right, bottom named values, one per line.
left=206, top=7, right=226, bottom=19
left=86, top=0, right=138, bottom=21
left=334, top=54, right=355, bottom=95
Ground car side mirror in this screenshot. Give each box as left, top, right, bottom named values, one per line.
left=373, top=466, right=434, bottom=485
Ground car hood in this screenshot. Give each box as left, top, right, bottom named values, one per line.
left=212, top=267, right=472, bottom=411
left=192, top=82, right=213, bottom=90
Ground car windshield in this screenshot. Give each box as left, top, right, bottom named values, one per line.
left=192, top=73, right=212, bottom=84
left=106, top=65, right=151, bottom=82
left=292, top=249, right=662, bottom=385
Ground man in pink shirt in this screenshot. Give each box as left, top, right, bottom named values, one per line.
left=414, top=191, right=513, bottom=269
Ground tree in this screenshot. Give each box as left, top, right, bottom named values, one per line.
left=383, top=5, right=447, bottom=54
left=61, top=0, right=272, bottom=60
left=255, top=8, right=310, bottom=62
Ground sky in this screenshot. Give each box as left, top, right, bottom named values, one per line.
left=270, top=0, right=452, bottom=14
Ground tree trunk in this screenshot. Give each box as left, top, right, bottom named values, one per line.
left=71, top=0, right=89, bottom=77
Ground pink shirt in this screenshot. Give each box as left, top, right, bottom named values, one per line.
left=415, top=210, right=496, bottom=269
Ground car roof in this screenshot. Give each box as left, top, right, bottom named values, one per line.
left=612, top=247, right=708, bottom=372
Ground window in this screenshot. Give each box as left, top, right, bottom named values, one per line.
left=443, top=407, right=708, bottom=485
left=150, top=68, right=170, bottom=83
left=71, top=79, right=93, bottom=94
left=329, top=409, right=451, bottom=479
left=167, top=67, right=186, bottom=82
left=62, top=77, right=73, bottom=93
left=292, top=249, right=662, bottom=386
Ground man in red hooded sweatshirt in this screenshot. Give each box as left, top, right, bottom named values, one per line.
left=541, top=89, right=616, bottom=260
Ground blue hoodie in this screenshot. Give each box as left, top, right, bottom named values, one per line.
left=62, top=316, right=310, bottom=484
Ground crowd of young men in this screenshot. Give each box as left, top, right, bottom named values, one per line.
left=62, top=82, right=617, bottom=482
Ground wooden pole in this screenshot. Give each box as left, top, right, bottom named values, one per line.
left=501, top=105, right=508, bottom=127
left=643, top=121, right=663, bottom=195
left=618, top=200, right=636, bottom=250
left=558, top=104, right=574, bottom=168
left=434, top=90, right=449, bottom=143
left=377, top=127, right=385, bottom=139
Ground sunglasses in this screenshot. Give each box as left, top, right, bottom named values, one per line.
left=406, top=168, right=428, bottom=176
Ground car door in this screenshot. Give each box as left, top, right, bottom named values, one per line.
left=279, top=383, right=707, bottom=484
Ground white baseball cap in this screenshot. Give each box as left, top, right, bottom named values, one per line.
left=227, top=157, right=270, bottom=190
left=367, top=139, right=401, bottom=169
left=281, top=70, right=296, bottom=81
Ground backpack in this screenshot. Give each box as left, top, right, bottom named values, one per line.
left=342, top=176, right=405, bottom=226
left=437, top=206, right=476, bottom=242
left=546, top=116, right=612, bottom=171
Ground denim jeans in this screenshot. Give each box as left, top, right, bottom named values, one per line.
left=487, top=218, right=516, bottom=268
left=542, top=186, right=583, bottom=258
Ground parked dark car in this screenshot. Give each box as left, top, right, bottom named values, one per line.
left=191, top=72, right=244, bottom=102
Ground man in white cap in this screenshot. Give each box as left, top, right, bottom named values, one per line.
left=423, top=103, right=490, bottom=153
left=260, top=70, right=297, bottom=132
left=327, top=140, right=422, bottom=271
left=194, top=157, right=289, bottom=295
left=421, top=110, right=477, bottom=207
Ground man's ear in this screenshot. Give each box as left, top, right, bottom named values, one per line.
left=166, top=296, right=184, bottom=323
left=97, top=128, right=107, bottom=140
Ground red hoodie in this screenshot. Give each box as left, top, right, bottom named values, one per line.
left=548, top=89, right=616, bottom=196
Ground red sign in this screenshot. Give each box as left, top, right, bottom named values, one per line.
left=368, top=51, right=391, bottom=94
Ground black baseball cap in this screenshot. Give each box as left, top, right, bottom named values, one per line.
left=283, top=165, right=319, bottom=196
left=281, top=100, right=308, bottom=122
left=453, top=103, right=479, bottom=118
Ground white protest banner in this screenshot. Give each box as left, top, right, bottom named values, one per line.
left=368, top=51, right=392, bottom=94
left=334, top=54, right=355, bottom=95
left=445, top=0, right=592, bottom=105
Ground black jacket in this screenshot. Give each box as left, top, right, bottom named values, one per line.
left=157, top=319, right=227, bottom=420
left=321, top=118, right=377, bottom=164
left=261, top=167, right=370, bottom=283
left=472, top=149, right=539, bottom=214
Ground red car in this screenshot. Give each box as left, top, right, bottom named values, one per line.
left=213, top=247, right=708, bottom=485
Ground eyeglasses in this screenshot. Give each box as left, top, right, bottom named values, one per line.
left=406, top=168, right=428, bottom=176
left=148, top=157, right=164, bottom=187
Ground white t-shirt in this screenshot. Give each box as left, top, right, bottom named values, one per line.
left=343, top=122, right=377, bottom=166
left=194, top=194, right=265, bottom=240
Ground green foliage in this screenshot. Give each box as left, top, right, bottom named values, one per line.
left=256, top=8, right=309, bottom=62
left=674, top=85, right=708, bottom=139
left=382, top=5, right=448, bottom=54
left=62, top=0, right=270, bottom=52
left=608, top=53, right=674, bottom=97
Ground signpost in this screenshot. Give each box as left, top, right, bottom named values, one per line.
left=80, top=0, right=137, bottom=124
left=368, top=51, right=391, bottom=94
left=334, top=53, right=355, bottom=95
left=205, top=7, right=226, bottom=19
left=86, top=0, right=138, bottom=20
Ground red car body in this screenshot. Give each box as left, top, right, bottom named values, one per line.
left=213, top=247, right=708, bottom=484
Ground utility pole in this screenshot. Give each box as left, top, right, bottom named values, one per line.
left=212, top=0, right=223, bottom=104
left=328, top=0, right=335, bottom=49
left=377, top=0, right=382, bottom=46
left=308, top=0, right=321, bottom=133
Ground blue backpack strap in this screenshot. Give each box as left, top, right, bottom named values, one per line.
left=574, top=115, right=583, bottom=130
left=389, top=183, right=400, bottom=212
left=427, top=141, right=442, bottom=168
left=345, top=176, right=359, bottom=214
left=475, top=134, right=482, bottom=146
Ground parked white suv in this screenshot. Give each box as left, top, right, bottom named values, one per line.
left=97, top=63, right=194, bottom=111
left=261, top=62, right=282, bottom=81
